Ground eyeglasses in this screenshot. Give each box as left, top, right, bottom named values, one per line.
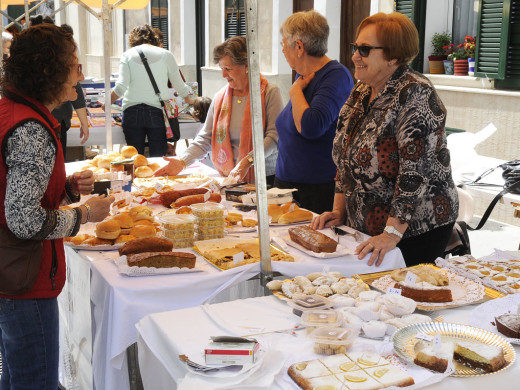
left=77, top=64, right=83, bottom=75
left=280, top=40, right=285, bottom=49
left=350, top=43, right=385, bottom=57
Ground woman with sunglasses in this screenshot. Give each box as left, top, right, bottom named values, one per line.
left=0, top=24, right=113, bottom=389
left=275, top=10, right=354, bottom=214
left=312, top=12, right=458, bottom=267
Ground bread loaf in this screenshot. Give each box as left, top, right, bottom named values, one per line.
left=278, top=209, right=313, bottom=225
left=268, top=204, right=283, bottom=223
left=173, top=192, right=221, bottom=208
left=159, top=188, right=209, bottom=208
left=288, top=226, right=338, bottom=253
left=118, top=237, right=173, bottom=256
left=126, top=251, right=196, bottom=269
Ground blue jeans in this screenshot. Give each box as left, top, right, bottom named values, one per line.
left=0, top=298, right=59, bottom=390
left=122, top=103, right=168, bottom=157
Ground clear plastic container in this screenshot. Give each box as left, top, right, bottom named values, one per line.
left=195, top=224, right=225, bottom=237
left=162, top=235, right=194, bottom=249
left=163, top=227, right=194, bottom=240
left=196, top=217, right=225, bottom=228
left=301, top=309, right=343, bottom=335
left=190, top=202, right=225, bottom=218
left=195, top=231, right=225, bottom=241
left=310, top=327, right=359, bottom=355
left=157, top=211, right=195, bottom=230
left=287, top=295, right=333, bottom=317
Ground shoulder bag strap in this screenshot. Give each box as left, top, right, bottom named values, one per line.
left=467, top=178, right=520, bottom=230
left=136, top=48, right=166, bottom=108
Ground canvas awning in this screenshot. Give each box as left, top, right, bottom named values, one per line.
left=1, top=0, right=149, bottom=10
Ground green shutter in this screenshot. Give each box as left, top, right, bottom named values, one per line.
left=476, top=0, right=520, bottom=89
left=395, top=0, right=426, bottom=72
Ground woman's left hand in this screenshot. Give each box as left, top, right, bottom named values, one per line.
left=228, top=157, right=251, bottom=182
left=355, top=233, right=400, bottom=267
left=71, top=170, right=95, bottom=195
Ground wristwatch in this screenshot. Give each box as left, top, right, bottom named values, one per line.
left=247, top=156, right=254, bottom=166
left=384, top=225, right=403, bottom=239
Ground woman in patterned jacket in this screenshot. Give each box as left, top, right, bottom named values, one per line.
left=312, top=12, right=458, bottom=267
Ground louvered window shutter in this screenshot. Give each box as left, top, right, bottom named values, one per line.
left=476, top=0, right=520, bottom=89
left=151, top=0, right=169, bottom=49
left=395, top=0, right=427, bottom=72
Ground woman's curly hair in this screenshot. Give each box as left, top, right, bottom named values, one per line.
left=128, top=24, right=160, bottom=47
left=1, top=24, right=77, bottom=106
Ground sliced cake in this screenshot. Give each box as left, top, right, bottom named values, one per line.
left=454, top=341, right=506, bottom=373
left=394, top=281, right=453, bottom=303
left=495, top=313, right=520, bottom=339
left=364, top=364, right=415, bottom=388
left=413, top=341, right=454, bottom=373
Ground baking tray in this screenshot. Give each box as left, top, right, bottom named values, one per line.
left=392, top=322, right=516, bottom=377
left=353, top=264, right=505, bottom=311
left=192, top=238, right=295, bottom=271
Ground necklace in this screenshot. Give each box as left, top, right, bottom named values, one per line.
left=237, top=98, right=243, bottom=104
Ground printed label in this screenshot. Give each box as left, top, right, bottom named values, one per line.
left=387, top=287, right=402, bottom=295
left=233, top=252, right=244, bottom=265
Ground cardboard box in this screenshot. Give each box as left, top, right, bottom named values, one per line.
left=205, top=336, right=259, bottom=365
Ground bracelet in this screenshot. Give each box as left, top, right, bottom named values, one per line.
left=83, top=203, right=91, bottom=223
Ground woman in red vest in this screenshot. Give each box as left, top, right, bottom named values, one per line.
left=0, top=25, right=113, bottom=389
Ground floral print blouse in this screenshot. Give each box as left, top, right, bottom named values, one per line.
left=333, top=65, right=458, bottom=238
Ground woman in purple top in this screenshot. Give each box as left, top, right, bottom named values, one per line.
left=275, top=10, right=353, bottom=214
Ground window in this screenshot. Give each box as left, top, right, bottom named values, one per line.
left=394, top=0, right=427, bottom=72
left=151, top=0, right=168, bottom=49
left=225, top=0, right=246, bottom=39
left=475, top=0, right=520, bottom=89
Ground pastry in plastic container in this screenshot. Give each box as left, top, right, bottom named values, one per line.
left=190, top=202, right=225, bottom=218
left=301, top=309, right=343, bottom=335
left=286, top=294, right=333, bottom=317
left=196, top=217, right=226, bottom=228
left=162, top=235, right=194, bottom=249
left=157, top=212, right=195, bottom=231
left=163, top=227, right=194, bottom=240
left=310, top=327, right=358, bottom=355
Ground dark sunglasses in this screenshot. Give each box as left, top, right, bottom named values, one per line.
left=350, top=43, right=385, bottom=57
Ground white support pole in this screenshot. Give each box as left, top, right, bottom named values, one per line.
left=245, top=0, right=272, bottom=288
left=102, top=0, right=112, bottom=152
left=24, top=0, right=29, bottom=29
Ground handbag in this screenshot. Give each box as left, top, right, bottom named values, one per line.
left=458, top=159, right=520, bottom=230
left=0, top=224, right=43, bottom=295
left=136, top=48, right=181, bottom=142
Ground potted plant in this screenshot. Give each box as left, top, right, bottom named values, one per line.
left=448, top=41, right=470, bottom=76
left=464, top=36, right=476, bottom=75
left=443, top=43, right=455, bottom=75
left=429, top=31, right=451, bottom=74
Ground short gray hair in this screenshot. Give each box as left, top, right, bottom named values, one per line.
left=280, top=10, right=329, bottom=57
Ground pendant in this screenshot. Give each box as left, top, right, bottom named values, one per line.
left=237, top=99, right=242, bottom=104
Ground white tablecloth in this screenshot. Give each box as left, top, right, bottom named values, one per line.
left=60, top=159, right=406, bottom=390
left=136, top=296, right=520, bottom=390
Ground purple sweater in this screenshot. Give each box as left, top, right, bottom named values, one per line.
left=275, top=60, right=353, bottom=184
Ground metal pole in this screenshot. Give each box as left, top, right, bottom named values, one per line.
left=245, top=0, right=272, bottom=293
left=102, top=0, right=112, bottom=152
left=24, top=0, right=29, bottom=29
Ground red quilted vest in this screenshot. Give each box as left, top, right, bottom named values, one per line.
left=0, top=90, right=67, bottom=299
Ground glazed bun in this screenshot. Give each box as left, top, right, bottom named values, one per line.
left=121, top=145, right=138, bottom=159
left=280, top=202, right=299, bottom=214
left=95, top=220, right=121, bottom=240
left=71, top=234, right=91, bottom=246
left=133, top=154, right=149, bottom=167
left=83, top=237, right=113, bottom=246
left=114, top=234, right=137, bottom=244
left=97, top=157, right=113, bottom=169
left=129, top=206, right=154, bottom=222
left=111, top=214, right=134, bottom=235
left=135, top=166, right=154, bottom=178
left=134, top=219, right=156, bottom=227
left=268, top=204, right=283, bottom=223
left=147, top=162, right=160, bottom=172
left=129, top=225, right=156, bottom=239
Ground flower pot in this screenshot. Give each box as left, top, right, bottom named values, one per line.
left=468, top=58, right=475, bottom=76
left=428, top=55, right=447, bottom=74
left=443, top=60, right=454, bottom=75
left=454, top=59, right=468, bottom=76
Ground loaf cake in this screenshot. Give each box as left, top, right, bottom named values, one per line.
left=453, top=341, right=506, bottom=372
left=288, top=226, right=338, bottom=253
left=413, top=340, right=454, bottom=373
left=288, top=351, right=414, bottom=390
left=126, top=251, right=196, bottom=269
left=495, top=313, right=520, bottom=338
left=118, top=237, right=173, bottom=256
left=394, top=281, right=453, bottom=303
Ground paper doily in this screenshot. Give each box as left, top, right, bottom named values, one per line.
left=114, top=256, right=202, bottom=276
